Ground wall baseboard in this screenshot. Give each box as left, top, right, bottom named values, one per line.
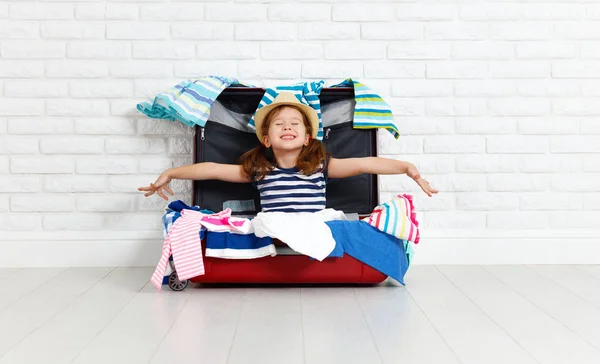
left=1, top=230, right=599, bottom=267
left=413, top=229, right=600, bottom=265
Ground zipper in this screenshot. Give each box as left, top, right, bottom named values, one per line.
left=197, top=127, right=205, bottom=208
left=324, top=128, right=331, bottom=139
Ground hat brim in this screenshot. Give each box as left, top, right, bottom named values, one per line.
left=253, top=99, right=319, bottom=141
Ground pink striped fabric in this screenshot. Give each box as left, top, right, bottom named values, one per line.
left=362, top=194, right=420, bottom=245
left=151, top=209, right=207, bottom=290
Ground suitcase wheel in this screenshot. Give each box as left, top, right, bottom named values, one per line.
left=168, top=272, right=189, bottom=291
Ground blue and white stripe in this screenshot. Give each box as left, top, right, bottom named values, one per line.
left=137, top=76, right=252, bottom=128
left=331, top=78, right=400, bottom=139
left=256, top=167, right=326, bottom=213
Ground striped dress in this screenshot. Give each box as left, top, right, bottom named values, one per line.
left=255, top=166, right=327, bottom=213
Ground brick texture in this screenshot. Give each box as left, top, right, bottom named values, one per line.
left=0, top=0, right=596, bottom=242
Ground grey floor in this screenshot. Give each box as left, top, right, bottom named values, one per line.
left=1, top=266, right=600, bottom=364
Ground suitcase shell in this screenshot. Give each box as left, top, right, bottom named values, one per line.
left=189, top=87, right=387, bottom=284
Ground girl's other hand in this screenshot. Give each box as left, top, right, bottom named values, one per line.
left=407, top=163, right=439, bottom=197
left=414, top=177, right=439, bottom=197
left=138, top=171, right=174, bottom=200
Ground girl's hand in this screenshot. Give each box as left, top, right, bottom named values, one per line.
left=138, top=171, right=174, bottom=200
left=407, top=163, right=439, bottom=197
left=414, top=177, right=438, bottom=197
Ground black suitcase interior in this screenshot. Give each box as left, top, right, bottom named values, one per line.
left=193, top=87, right=379, bottom=216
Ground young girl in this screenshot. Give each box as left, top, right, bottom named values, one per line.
left=138, top=92, right=438, bottom=206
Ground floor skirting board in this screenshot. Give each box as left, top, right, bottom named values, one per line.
left=1, top=230, right=599, bottom=266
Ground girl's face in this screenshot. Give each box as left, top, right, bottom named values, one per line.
left=263, top=106, right=310, bottom=151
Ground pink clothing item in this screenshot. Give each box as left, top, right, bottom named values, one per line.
left=151, top=209, right=208, bottom=290
left=199, top=212, right=253, bottom=234
left=363, top=194, right=420, bottom=244
left=152, top=208, right=260, bottom=290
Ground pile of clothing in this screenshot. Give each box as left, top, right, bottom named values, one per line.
left=151, top=194, right=420, bottom=291
left=137, top=76, right=401, bottom=141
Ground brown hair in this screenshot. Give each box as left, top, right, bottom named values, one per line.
left=240, top=105, right=328, bottom=181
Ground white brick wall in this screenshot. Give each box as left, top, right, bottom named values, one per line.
left=1, top=0, right=599, bottom=266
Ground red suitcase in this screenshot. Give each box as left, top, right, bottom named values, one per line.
left=188, top=234, right=387, bottom=286
left=167, top=87, right=388, bottom=290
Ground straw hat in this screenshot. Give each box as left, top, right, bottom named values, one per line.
left=253, top=92, right=319, bottom=141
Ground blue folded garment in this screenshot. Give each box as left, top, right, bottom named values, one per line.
left=205, top=231, right=276, bottom=259
left=325, top=220, right=409, bottom=285
left=162, top=200, right=214, bottom=237
left=327, top=238, right=345, bottom=258
left=167, top=200, right=213, bottom=214
left=206, top=231, right=273, bottom=250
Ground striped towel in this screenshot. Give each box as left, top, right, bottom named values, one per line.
left=331, top=78, right=400, bottom=139
left=362, top=194, right=420, bottom=244
left=248, top=81, right=326, bottom=140
left=137, top=76, right=251, bottom=128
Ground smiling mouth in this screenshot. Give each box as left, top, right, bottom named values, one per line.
left=280, top=135, right=296, bottom=140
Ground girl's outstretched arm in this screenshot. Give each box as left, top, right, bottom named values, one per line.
left=138, top=162, right=251, bottom=200
left=328, top=157, right=438, bottom=197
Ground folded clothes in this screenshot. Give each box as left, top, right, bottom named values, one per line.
left=205, top=231, right=275, bottom=259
